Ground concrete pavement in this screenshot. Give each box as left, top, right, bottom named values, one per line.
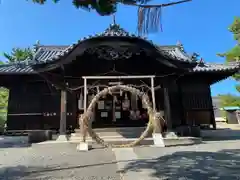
left=121, top=140, right=240, bottom=180
left=0, top=143, right=120, bottom=180
left=1, top=137, right=240, bottom=179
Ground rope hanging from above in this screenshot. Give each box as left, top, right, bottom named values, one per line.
left=29, top=0, right=192, bottom=35
left=136, top=0, right=192, bottom=35
left=138, top=6, right=162, bottom=35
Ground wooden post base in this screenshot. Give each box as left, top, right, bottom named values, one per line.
left=152, top=133, right=165, bottom=147
left=76, top=142, right=89, bottom=151
left=56, top=134, right=68, bottom=142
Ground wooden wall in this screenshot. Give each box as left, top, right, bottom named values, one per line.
left=168, top=83, right=183, bottom=128
left=6, top=80, right=77, bottom=131
left=5, top=75, right=215, bottom=130
left=179, top=79, right=214, bottom=126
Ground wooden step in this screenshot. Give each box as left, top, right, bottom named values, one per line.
left=74, top=126, right=146, bottom=133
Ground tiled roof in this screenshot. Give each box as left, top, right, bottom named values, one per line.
left=34, top=45, right=68, bottom=63
left=0, top=46, right=67, bottom=74
left=0, top=24, right=239, bottom=74
left=33, top=24, right=196, bottom=64
left=0, top=54, right=238, bottom=74
left=157, top=45, right=195, bottom=62
left=193, top=62, right=240, bottom=72
left=0, top=63, right=35, bottom=74
left=0, top=45, right=239, bottom=74
left=34, top=45, right=195, bottom=64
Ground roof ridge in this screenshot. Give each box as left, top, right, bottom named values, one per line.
left=38, top=45, right=69, bottom=50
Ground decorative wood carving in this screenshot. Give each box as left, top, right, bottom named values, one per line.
left=85, top=46, right=144, bottom=60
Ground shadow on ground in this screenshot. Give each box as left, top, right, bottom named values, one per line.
left=1, top=149, right=240, bottom=179
left=0, top=136, right=31, bottom=148
left=121, top=149, right=240, bottom=180
left=202, top=129, right=240, bottom=141
left=115, top=127, right=151, bottom=138
left=0, top=162, right=121, bottom=180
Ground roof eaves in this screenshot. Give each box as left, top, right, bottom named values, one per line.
left=157, top=46, right=195, bottom=63
left=33, top=24, right=198, bottom=65
left=193, top=62, right=240, bottom=72
left=0, top=64, right=36, bottom=74
left=33, top=24, right=147, bottom=65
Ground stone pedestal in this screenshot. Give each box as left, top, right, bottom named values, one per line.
left=164, top=131, right=178, bottom=138
left=56, top=135, right=68, bottom=141
left=76, top=142, right=89, bottom=151
left=152, top=133, right=165, bottom=147
left=175, top=126, right=201, bottom=137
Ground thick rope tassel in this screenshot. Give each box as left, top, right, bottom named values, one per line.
left=137, top=6, right=163, bottom=36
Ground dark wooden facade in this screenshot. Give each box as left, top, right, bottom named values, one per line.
left=6, top=77, right=77, bottom=131
left=0, top=24, right=239, bottom=131
left=4, top=76, right=217, bottom=131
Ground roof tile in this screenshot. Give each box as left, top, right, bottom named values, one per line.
left=0, top=24, right=239, bottom=74
left=193, top=62, right=240, bottom=72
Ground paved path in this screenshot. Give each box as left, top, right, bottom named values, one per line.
left=1, top=139, right=240, bottom=180
left=0, top=143, right=120, bottom=180
left=114, top=140, right=240, bottom=180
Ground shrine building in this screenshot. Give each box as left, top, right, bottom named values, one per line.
left=0, top=24, right=239, bottom=133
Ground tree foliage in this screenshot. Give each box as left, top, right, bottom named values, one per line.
left=218, top=94, right=240, bottom=107
left=218, top=17, right=240, bottom=92
left=27, top=0, right=191, bottom=35
left=218, top=17, right=240, bottom=109
left=0, top=64, right=8, bottom=129
left=3, top=47, right=34, bottom=63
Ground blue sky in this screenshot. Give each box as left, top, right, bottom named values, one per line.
left=0, top=0, right=239, bottom=96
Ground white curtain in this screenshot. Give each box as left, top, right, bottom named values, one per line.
left=78, top=91, right=83, bottom=110
left=131, top=93, right=138, bottom=110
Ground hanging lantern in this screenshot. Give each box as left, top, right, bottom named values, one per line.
left=122, top=93, right=130, bottom=110
left=124, top=93, right=128, bottom=100
left=114, top=96, right=118, bottom=103
left=120, top=89, right=122, bottom=96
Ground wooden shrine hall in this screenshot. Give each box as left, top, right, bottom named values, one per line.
left=0, top=24, right=239, bottom=134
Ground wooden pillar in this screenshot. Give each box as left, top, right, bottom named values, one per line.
left=164, top=87, right=172, bottom=129
left=151, top=77, right=161, bottom=133
left=178, top=83, right=186, bottom=125
left=210, top=109, right=216, bottom=129
left=83, top=78, right=87, bottom=113
left=151, top=77, right=156, bottom=112
left=59, top=90, right=67, bottom=135
left=81, top=77, right=88, bottom=142
left=208, top=87, right=216, bottom=129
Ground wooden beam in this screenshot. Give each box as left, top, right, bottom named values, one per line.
left=164, top=87, right=172, bottom=129
left=151, top=77, right=156, bottom=112
left=82, top=75, right=155, bottom=80
left=84, top=78, right=87, bottom=113
left=59, top=90, right=67, bottom=135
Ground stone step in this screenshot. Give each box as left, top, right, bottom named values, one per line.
left=69, top=136, right=202, bottom=147
left=70, top=135, right=124, bottom=141
left=74, top=127, right=146, bottom=133
left=70, top=131, right=152, bottom=140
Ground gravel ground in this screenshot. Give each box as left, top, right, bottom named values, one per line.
left=0, top=143, right=120, bottom=180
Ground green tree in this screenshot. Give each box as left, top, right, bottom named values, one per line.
left=3, top=47, right=34, bottom=63
left=0, top=61, right=8, bottom=131
left=217, top=17, right=240, bottom=110
left=218, top=94, right=240, bottom=107
left=218, top=17, right=240, bottom=90
left=28, top=0, right=191, bottom=35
